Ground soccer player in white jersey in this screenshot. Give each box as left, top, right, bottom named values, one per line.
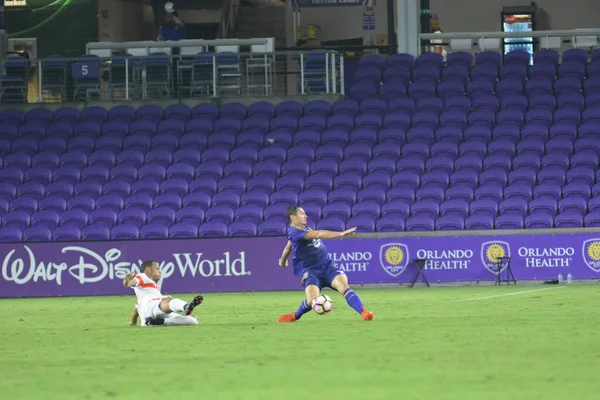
left=123, top=260, right=204, bottom=327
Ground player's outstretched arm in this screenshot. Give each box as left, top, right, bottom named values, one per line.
left=279, top=241, right=292, bottom=267
left=123, top=272, right=138, bottom=288
left=129, top=305, right=139, bottom=326
left=305, top=227, right=357, bottom=240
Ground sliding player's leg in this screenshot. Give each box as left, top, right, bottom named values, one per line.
left=163, top=314, right=199, bottom=326
left=329, top=270, right=374, bottom=321
left=278, top=272, right=322, bottom=322
left=158, top=294, right=204, bottom=315
left=140, top=299, right=169, bottom=327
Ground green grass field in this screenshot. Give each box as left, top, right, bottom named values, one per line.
left=1, top=285, right=599, bottom=400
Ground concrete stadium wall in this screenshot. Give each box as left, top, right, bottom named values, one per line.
left=2, top=227, right=600, bottom=298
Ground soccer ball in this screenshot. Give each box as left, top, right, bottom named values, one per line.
left=312, top=294, right=333, bottom=315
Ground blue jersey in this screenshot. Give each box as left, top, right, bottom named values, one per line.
left=287, top=225, right=331, bottom=276
left=160, top=25, right=187, bottom=41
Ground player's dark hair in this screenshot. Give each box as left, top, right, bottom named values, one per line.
left=286, top=205, right=300, bottom=221
left=141, top=260, right=157, bottom=272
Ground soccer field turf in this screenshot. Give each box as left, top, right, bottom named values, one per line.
left=1, top=285, right=599, bottom=400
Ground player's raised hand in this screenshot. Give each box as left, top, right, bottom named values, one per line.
left=341, top=227, right=357, bottom=237
left=124, top=271, right=136, bottom=281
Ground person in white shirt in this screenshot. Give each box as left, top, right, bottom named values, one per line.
left=123, top=260, right=204, bottom=327
left=429, top=14, right=447, bottom=61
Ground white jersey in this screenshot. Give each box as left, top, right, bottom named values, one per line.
left=132, top=273, right=163, bottom=307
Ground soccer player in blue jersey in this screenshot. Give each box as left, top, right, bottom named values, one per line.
left=277, top=205, right=374, bottom=322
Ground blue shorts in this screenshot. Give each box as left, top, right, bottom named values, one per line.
left=300, top=262, right=345, bottom=290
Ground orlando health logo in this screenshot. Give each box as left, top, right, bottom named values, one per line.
left=379, top=243, right=409, bottom=277
left=582, top=239, right=600, bottom=272
left=481, top=241, right=511, bottom=275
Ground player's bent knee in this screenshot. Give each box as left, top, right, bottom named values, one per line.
left=159, top=298, right=173, bottom=313
left=331, top=274, right=349, bottom=293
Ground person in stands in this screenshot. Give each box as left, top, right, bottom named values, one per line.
left=429, top=14, right=447, bottom=61
left=157, top=2, right=187, bottom=46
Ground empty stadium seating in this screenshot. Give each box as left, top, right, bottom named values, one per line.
left=1, top=48, right=600, bottom=242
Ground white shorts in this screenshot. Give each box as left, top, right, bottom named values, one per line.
left=138, top=298, right=168, bottom=322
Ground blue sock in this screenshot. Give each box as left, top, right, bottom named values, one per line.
left=294, top=300, right=312, bottom=320
left=343, top=288, right=364, bottom=314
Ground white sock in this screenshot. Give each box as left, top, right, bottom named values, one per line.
left=168, top=298, right=187, bottom=313
left=164, top=315, right=198, bottom=326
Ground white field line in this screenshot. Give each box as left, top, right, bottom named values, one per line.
left=456, top=286, right=566, bottom=303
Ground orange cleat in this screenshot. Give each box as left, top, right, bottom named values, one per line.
left=361, top=307, right=374, bottom=321
left=278, top=313, right=297, bottom=323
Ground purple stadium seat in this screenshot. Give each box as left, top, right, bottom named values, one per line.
left=554, top=212, right=583, bottom=228
left=163, top=104, right=190, bottom=123
left=563, top=183, right=591, bottom=201
left=89, top=209, right=118, bottom=229
left=317, top=218, right=345, bottom=231
left=411, top=200, right=439, bottom=219
left=524, top=214, right=553, bottom=229
left=323, top=203, right=351, bottom=221
left=435, top=215, right=464, bottom=231
left=116, top=209, right=146, bottom=229
left=440, top=200, right=469, bottom=218
left=111, top=225, right=140, bottom=240
left=345, top=217, right=375, bottom=233
left=3, top=211, right=30, bottom=231
left=135, top=104, right=163, bottom=123
left=499, top=198, right=528, bottom=217
left=406, top=216, right=435, bottom=232
left=128, top=121, right=155, bottom=139
left=40, top=137, right=68, bottom=154
left=0, top=184, right=17, bottom=202
left=274, top=101, right=302, bottom=119
left=465, top=215, right=493, bottom=230
left=107, top=106, right=135, bottom=125
left=381, top=201, right=410, bottom=220
left=173, top=207, right=204, bottom=226
left=262, top=204, right=287, bottom=224
left=23, top=226, right=52, bottom=242
left=375, top=217, right=404, bottom=232
left=80, top=225, right=109, bottom=241
left=139, top=224, right=169, bottom=239
left=147, top=208, right=176, bottom=227
left=332, top=174, right=361, bottom=192
left=449, top=187, right=477, bottom=203
left=233, top=204, right=262, bottom=224
left=80, top=106, right=107, bottom=125
left=534, top=184, right=562, bottom=202
left=529, top=198, right=557, bottom=216
left=409, top=81, right=436, bottom=100
left=52, top=226, right=81, bottom=241
left=571, top=153, right=598, bottom=170
left=240, top=192, right=270, bottom=210
left=59, top=209, right=88, bottom=229
left=10, top=197, right=38, bottom=215
left=54, top=107, right=80, bottom=125
left=450, top=170, right=478, bottom=189
left=327, top=189, right=356, bottom=208
left=585, top=212, right=600, bottom=228
left=228, top=222, right=257, bottom=237
left=0, top=199, right=10, bottom=217
left=468, top=110, right=496, bottom=130
left=558, top=197, right=587, bottom=216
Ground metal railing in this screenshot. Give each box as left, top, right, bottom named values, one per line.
left=418, top=28, right=600, bottom=56
left=85, top=38, right=275, bottom=58
left=0, top=50, right=344, bottom=105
